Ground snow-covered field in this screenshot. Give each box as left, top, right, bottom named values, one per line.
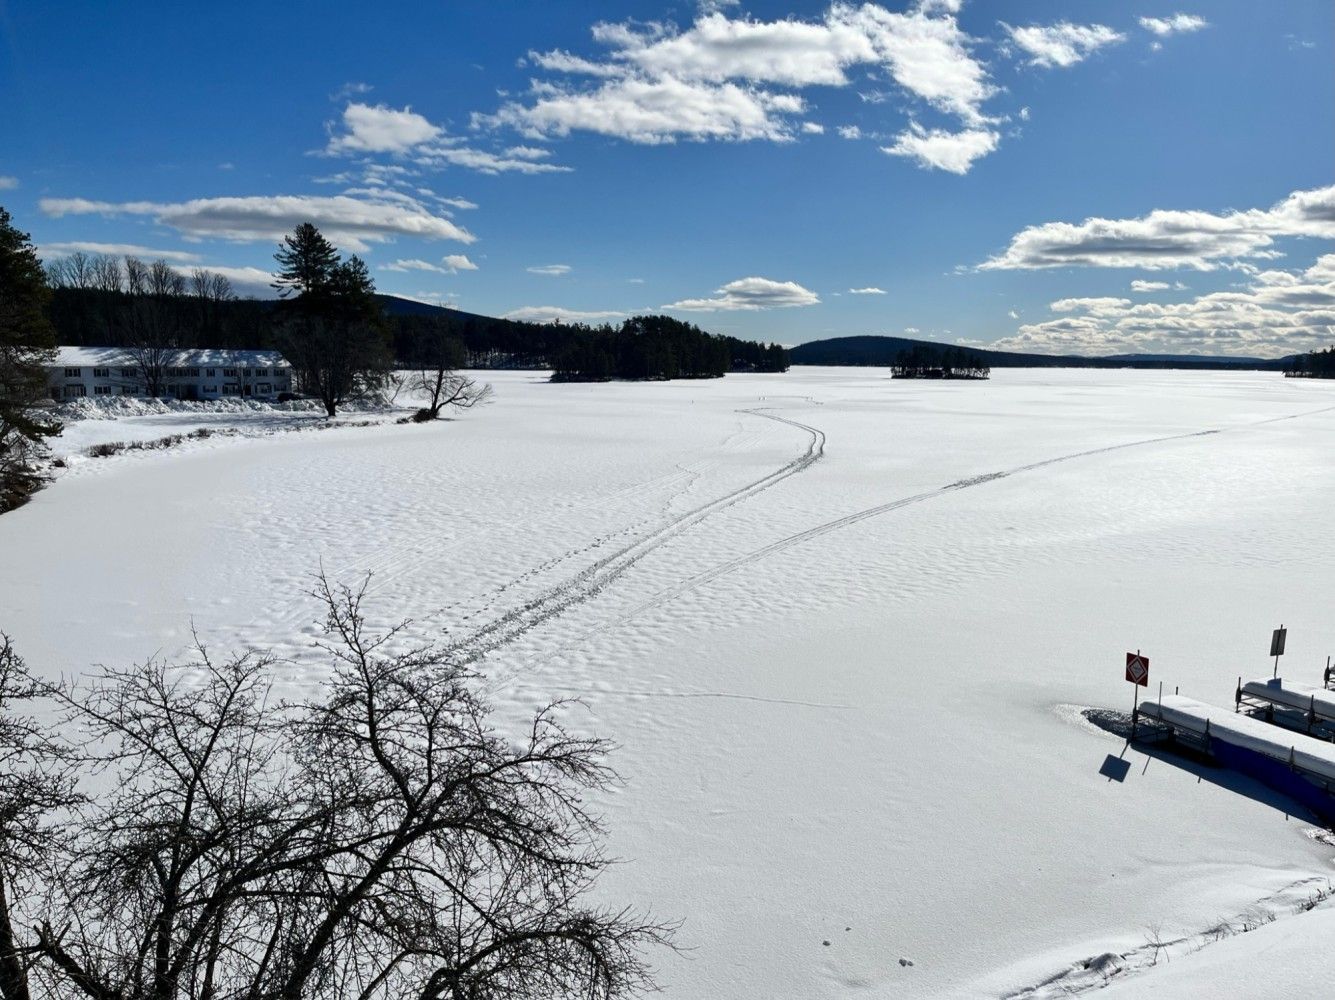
left=5, top=367, right=1334, bottom=998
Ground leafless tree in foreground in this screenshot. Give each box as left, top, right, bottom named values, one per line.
left=0, top=579, right=669, bottom=1000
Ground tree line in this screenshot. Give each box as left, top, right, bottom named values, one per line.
left=890, top=343, right=990, bottom=380
left=44, top=255, right=789, bottom=383
left=0, top=577, right=670, bottom=1000
left=1285, top=347, right=1335, bottom=378
left=548, top=315, right=788, bottom=382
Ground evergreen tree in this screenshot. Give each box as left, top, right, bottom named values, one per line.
left=272, top=222, right=340, bottom=300
left=0, top=207, right=59, bottom=511
left=272, top=226, right=391, bottom=415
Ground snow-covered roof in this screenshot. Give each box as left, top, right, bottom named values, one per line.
left=53, top=346, right=289, bottom=367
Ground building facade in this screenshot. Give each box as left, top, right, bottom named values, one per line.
left=49, top=347, right=294, bottom=401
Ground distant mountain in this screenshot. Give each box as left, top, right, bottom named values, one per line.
left=790, top=335, right=1290, bottom=371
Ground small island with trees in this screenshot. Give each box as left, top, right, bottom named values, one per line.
left=891, top=343, right=990, bottom=380
left=1285, top=347, right=1335, bottom=379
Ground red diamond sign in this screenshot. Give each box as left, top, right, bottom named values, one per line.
left=1125, top=652, right=1149, bottom=687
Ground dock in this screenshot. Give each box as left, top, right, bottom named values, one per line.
left=1136, top=693, right=1335, bottom=821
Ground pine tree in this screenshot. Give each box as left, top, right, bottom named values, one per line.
left=272, top=222, right=340, bottom=300
left=0, top=207, right=59, bottom=511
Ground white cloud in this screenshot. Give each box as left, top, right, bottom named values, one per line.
left=326, top=103, right=442, bottom=154
left=993, top=253, right=1335, bottom=357
left=503, top=305, right=628, bottom=323
left=849, top=286, right=886, bottom=294
left=903, top=326, right=920, bottom=334
left=882, top=123, right=999, bottom=174
left=1050, top=296, right=1133, bottom=314
left=382, top=254, right=479, bottom=275
left=413, top=142, right=573, bottom=174
left=1003, top=21, right=1125, bottom=68
left=197, top=265, right=279, bottom=298
left=1007, top=309, right=1019, bottom=319
left=38, top=241, right=203, bottom=264
left=486, top=2, right=996, bottom=145
left=528, top=264, right=572, bottom=276
left=1139, top=14, right=1208, bottom=37
left=1130, top=279, right=1189, bottom=292
left=484, top=75, right=805, bottom=144
left=40, top=192, right=475, bottom=253
left=323, top=102, right=570, bottom=174
left=0, top=176, right=19, bottom=190
left=980, top=184, right=1335, bottom=271
left=837, top=124, right=863, bottom=140
left=665, top=276, right=820, bottom=311
left=801, top=121, right=826, bottom=134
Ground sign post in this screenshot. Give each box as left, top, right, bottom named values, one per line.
left=1126, top=651, right=1149, bottom=736
left=1270, top=626, right=1287, bottom=679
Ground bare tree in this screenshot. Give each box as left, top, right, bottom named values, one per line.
left=408, top=322, right=492, bottom=421
left=89, top=255, right=123, bottom=295
left=120, top=258, right=186, bottom=397
left=5, top=578, right=668, bottom=1000
left=191, top=270, right=235, bottom=346
left=44, top=252, right=95, bottom=292
left=0, top=636, right=78, bottom=1000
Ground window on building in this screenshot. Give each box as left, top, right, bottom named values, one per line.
left=121, top=367, right=137, bottom=378
left=93, top=385, right=111, bottom=395
left=254, top=368, right=268, bottom=376
left=203, top=385, right=218, bottom=393
left=222, top=368, right=238, bottom=377
left=92, top=367, right=110, bottom=378
left=257, top=383, right=273, bottom=395
left=65, top=385, right=86, bottom=398
left=120, top=386, right=137, bottom=394
left=243, top=368, right=252, bottom=376
left=221, top=384, right=240, bottom=395
left=64, top=367, right=81, bottom=378
left=205, top=368, right=215, bottom=377
left=188, top=368, right=200, bottom=377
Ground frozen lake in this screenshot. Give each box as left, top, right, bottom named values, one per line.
left=5, top=367, right=1335, bottom=997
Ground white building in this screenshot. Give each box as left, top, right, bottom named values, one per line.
left=49, top=347, right=294, bottom=402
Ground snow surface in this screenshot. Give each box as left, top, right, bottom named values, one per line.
left=4, top=368, right=1335, bottom=998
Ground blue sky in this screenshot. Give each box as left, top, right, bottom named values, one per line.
left=3, top=0, right=1332, bottom=355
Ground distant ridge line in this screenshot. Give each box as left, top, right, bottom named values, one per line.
left=789, top=335, right=1292, bottom=371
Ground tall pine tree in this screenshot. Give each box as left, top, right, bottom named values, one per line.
left=0, top=207, right=59, bottom=511
left=272, top=225, right=390, bottom=415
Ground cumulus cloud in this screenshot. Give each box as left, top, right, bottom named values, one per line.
left=382, top=254, right=479, bottom=274
left=992, top=253, right=1335, bottom=357
left=528, top=264, right=572, bottom=276
left=323, top=102, right=571, bottom=174
left=1130, top=279, right=1188, bottom=292
left=40, top=191, right=475, bottom=253
left=665, top=276, right=820, bottom=311
left=837, top=124, right=863, bottom=139
left=38, top=241, right=203, bottom=264
left=882, top=123, right=999, bottom=174
left=483, top=2, right=996, bottom=149
left=503, top=305, right=630, bottom=323
left=484, top=76, right=805, bottom=145
left=1139, top=14, right=1208, bottom=37
left=849, top=286, right=886, bottom=294
left=1003, top=21, right=1125, bottom=68
left=0, top=176, right=18, bottom=190
left=980, top=184, right=1335, bottom=271
left=326, top=103, right=442, bottom=154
